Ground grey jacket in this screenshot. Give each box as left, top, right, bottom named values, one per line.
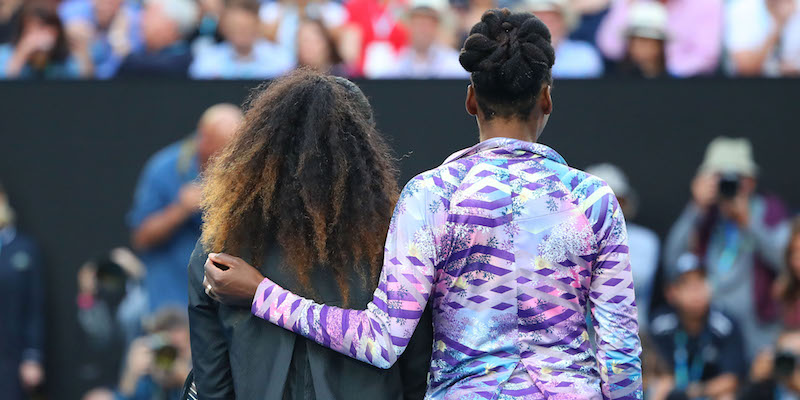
left=188, top=240, right=433, bottom=400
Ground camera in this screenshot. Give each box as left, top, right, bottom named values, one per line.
left=148, top=334, right=178, bottom=371
left=718, top=173, right=740, bottom=199
left=774, top=351, right=799, bottom=379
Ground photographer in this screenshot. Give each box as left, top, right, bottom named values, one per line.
left=650, top=253, right=745, bottom=400
left=740, top=329, right=800, bottom=400
left=117, top=308, right=190, bottom=400
left=664, top=137, right=791, bottom=360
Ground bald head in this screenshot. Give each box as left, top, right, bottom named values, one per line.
left=196, top=104, right=243, bottom=168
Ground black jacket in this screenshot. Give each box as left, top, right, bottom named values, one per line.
left=188, top=240, right=433, bottom=400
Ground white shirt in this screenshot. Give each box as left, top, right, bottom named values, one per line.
left=725, top=0, right=800, bottom=76
left=370, top=44, right=469, bottom=79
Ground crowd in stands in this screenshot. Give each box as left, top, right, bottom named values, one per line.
left=0, top=0, right=799, bottom=80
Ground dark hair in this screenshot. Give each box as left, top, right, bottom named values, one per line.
left=201, top=69, right=399, bottom=302
left=459, top=8, right=555, bottom=121
left=779, top=217, right=800, bottom=303
left=297, top=18, right=344, bottom=68
left=14, top=3, right=70, bottom=63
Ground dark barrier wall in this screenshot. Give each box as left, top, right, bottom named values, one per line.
left=1, top=79, right=799, bottom=397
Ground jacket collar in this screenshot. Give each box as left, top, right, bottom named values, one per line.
left=442, top=137, right=567, bottom=166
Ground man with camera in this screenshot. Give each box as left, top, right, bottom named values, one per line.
left=664, top=137, right=791, bottom=361
left=116, top=308, right=191, bottom=400
left=740, top=329, right=800, bottom=399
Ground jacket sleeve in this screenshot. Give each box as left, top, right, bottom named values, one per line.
left=251, top=178, right=441, bottom=369
left=587, top=191, right=643, bottom=399
left=188, top=240, right=235, bottom=400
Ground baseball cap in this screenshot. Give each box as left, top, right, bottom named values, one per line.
left=626, top=1, right=669, bottom=40
left=668, top=253, right=705, bottom=284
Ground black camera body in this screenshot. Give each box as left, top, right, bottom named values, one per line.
left=718, top=173, right=741, bottom=200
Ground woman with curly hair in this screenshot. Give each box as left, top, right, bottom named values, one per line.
left=188, top=70, right=432, bottom=400
left=206, top=9, right=643, bottom=399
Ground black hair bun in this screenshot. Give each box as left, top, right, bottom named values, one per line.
left=459, top=9, right=556, bottom=99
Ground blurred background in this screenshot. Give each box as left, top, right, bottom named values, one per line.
left=1, top=0, right=799, bottom=399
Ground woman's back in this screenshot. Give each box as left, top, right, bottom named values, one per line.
left=418, top=138, right=640, bottom=399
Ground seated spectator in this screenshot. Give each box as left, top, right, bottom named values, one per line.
left=340, top=0, right=409, bottom=77
left=741, top=329, right=800, bottom=400
left=586, top=163, right=660, bottom=331
left=0, top=182, right=45, bottom=400
left=664, top=137, right=791, bottom=360
left=259, top=0, right=348, bottom=59
left=296, top=18, right=349, bottom=76
left=190, top=0, right=293, bottom=80
left=569, top=0, right=611, bottom=45
left=0, top=2, right=84, bottom=79
left=456, top=0, right=498, bottom=45
left=597, top=0, right=723, bottom=78
left=370, top=3, right=467, bottom=78
left=524, top=0, right=604, bottom=78
left=128, top=104, right=242, bottom=313
left=116, top=0, right=197, bottom=79
left=0, top=0, right=22, bottom=44
left=775, top=217, right=800, bottom=328
left=59, top=0, right=143, bottom=79
left=116, top=308, right=191, bottom=400
left=725, top=0, right=800, bottom=77
left=650, top=253, right=744, bottom=399
left=614, top=1, right=669, bottom=78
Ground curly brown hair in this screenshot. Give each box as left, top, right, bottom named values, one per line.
left=201, top=69, right=399, bottom=301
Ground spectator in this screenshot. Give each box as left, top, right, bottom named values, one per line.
left=586, top=163, right=660, bottom=330
left=0, top=182, right=45, bottom=400
left=597, top=0, right=723, bottom=78
left=296, top=18, right=349, bottom=76
left=650, top=253, right=744, bottom=400
left=190, top=0, right=293, bottom=79
left=741, top=329, right=800, bottom=400
left=725, top=0, right=800, bottom=77
left=128, top=104, right=242, bottom=313
left=259, top=0, right=349, bottom=60
left=523, top=0, right=604, bottom=78
left=456, top=0, right=498, bottom=44
left=116, top=308, right=191, bottom=400
left=75, top=248, right=147, bottom=391
left=664, top=137, right=791, bottom=359
left=0, top=0, right=22, bottom=44
left=569, top=0, right=611, bottom=44
left=775, top=217, right=800, bottom=328
left=614, top=1, right=669, bottom=78
left=339, top=0, right=409, bottom=77
left=116, top=0, right=197, bottom=79
left=0, top=2, right=84, bottom=79
left=59, top=0, right=143, bottom=79
left=370, top=3, right=467, bottom=78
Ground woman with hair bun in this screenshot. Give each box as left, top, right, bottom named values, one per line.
left=206, top=8, right=643, bottom=399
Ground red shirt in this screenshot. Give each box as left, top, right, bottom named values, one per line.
left=345, top=0, right=409, bottom=76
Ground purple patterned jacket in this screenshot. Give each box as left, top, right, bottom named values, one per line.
left=251, top=138, right=643, bottom=399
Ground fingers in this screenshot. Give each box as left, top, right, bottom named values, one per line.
left=208, top=252, right=241, bottom=269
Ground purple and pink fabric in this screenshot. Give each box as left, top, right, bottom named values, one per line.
left=251, top=138, right=643, bottom=399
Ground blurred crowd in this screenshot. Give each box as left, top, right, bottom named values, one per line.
left=0, top=0, right=798, bottom=80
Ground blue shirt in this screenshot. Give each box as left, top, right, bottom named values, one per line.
left=0, top=45, right=80, bottom=80
left=58, top=0, right=143, bottom=79
left=189, top=40, right=294, bottom=80
left=128, top=140, right=201, bottom=312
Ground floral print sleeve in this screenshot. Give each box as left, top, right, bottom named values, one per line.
left=587, top=191, right=642, bottom=399
left=251, top=178, right=440, bottom=369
